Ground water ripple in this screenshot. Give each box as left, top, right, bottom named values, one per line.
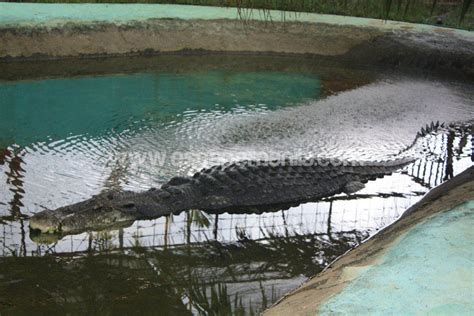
left=0, top=71, right=472, bottom=219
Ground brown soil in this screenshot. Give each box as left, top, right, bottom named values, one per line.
left=1, top=19, right=473, bottom=78
left=0, top=20, right=377, bottom=58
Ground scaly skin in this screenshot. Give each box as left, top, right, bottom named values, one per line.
left=29, top=158, right=412, bottom=235
left=30, top=121, right=449, bottom=236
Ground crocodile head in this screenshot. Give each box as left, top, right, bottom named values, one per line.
left=29, top=191, right=139, bottom=236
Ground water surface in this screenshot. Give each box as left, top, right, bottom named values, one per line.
left=0, top=55, right=472, bottom=314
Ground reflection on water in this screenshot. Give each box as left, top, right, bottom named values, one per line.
left=0, top=55, right=473, bottom=314
left=0, top=71, right=321, bottom=146
left=0, top=68, right=325, bottom=210
left=0, top=230, right=364, bottom=314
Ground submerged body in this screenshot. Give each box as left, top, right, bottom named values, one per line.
left=30, top=158, right=411, bottom=235
left=30, top=121, right=449, bottom=236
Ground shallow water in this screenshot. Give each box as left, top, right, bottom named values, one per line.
left=0, top=55, right=472, bottom=314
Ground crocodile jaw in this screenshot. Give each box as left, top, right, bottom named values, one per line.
left=29, top=209, right=65, bottom=234
left=29, top=206, right=136, bottom=235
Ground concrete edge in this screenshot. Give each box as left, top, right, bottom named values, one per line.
left=0, top=3, right=473, bottom=38
left=264, top=166, right=474, bottom=315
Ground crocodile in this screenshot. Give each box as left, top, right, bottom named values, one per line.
left=29, top=158, right=413, bottom=235
left=29, top=122, right=445, bottom=235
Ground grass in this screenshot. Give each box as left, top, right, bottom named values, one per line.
left=3, top=0, right=473, bottom=30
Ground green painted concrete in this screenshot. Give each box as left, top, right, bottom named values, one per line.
left=319, top=201, right=474, bottom=315
left=0, top=3, right=472, bottom=38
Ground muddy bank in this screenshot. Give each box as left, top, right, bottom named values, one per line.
left=0, top=19, right=377, bottom=57
left=264, top=166, right=474, bottom=315
left=0, top=53, right=377, bottom=83
left=0, top=4, right=473, bottom=77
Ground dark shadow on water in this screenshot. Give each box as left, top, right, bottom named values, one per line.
left=0, top=228, right=364, bottom=314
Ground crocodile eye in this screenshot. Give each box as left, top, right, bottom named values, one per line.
left=122, top=202, right=135, bottom=209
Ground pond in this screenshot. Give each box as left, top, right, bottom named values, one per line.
left=0, top=55, right=472, bottom=314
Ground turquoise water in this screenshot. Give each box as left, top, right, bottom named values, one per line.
left=0, top=66, right=324, bottom=214
left=319, top=201, right=474, bottom=315
left=0, top=71, right=320, bottom=147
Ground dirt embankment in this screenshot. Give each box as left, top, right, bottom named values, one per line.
left=1, top=19, right=473, bottom=77
left=0, top=19, right=378, bottom=57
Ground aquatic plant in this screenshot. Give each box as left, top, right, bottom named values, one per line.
left=188, top=281, right=247, bottom=316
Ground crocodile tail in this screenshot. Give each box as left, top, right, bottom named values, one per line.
left=395, top=121, right=445, bottom=156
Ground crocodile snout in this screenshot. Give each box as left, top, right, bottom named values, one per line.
left=29, top=209, right=63, bottom=234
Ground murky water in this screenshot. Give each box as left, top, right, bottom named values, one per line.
left=0, top=55, right=472, bottom=314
